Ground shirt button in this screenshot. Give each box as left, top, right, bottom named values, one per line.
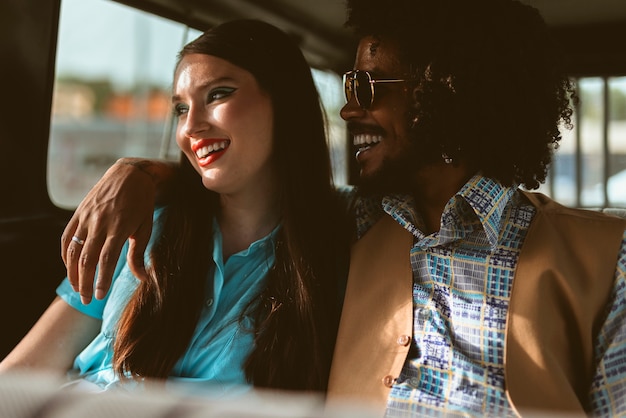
left=382, top=375, right=396, bottom=388
left=206, top=298, right=214, bottom=307
left=397, top=335, right=411, bottom=346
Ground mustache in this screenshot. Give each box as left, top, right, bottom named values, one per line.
left=346, top=121, right=387, bottom=137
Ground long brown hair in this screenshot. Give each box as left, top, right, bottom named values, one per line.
left=112, top=19, right=349, bottom=391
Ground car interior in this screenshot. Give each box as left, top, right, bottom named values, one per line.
left=1, top=0, right=625, bottom=415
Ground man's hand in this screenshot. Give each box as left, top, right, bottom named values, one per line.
left=61, top=158, right=174, bottom=304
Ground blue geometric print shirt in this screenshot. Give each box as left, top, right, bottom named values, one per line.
left=353, top=174, right=626, bottom=417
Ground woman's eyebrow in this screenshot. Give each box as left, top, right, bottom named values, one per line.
left=172, top=77, right=237, bottom=102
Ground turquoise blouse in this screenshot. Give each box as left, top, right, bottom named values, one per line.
left=56, top=210, right=278, bottom=396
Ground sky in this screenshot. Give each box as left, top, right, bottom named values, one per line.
left=56, top=0, right=201, bottom=89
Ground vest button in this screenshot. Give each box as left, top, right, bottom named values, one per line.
left=397, top=334, right=411, bottom=346
left=382, top=375, right=396, bottom=388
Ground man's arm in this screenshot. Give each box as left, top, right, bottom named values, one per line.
left=61, top=158, right=178, bottom=305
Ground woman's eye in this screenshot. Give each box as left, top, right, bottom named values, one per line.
left=173, top=103, right=189, bottom=117
left=208, top=87, right=236, bottom=102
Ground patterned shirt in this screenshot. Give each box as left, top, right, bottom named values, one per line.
left=352, top=174, right=626, bottom=417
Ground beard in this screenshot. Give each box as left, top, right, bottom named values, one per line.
left=355, top=135, right=441, bottom=197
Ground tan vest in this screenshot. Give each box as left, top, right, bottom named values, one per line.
left=327, top=192, right=626, bottom=416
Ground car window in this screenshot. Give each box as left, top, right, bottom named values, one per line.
left=48, top=0, right=202, bottom=208
left=539, top=76, right=626, bottom=207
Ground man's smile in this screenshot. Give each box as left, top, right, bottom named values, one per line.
left=354, top=133, right=383, bottom=150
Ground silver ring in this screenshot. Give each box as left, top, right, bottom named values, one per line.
left=71, top=236, right=85, bottom=246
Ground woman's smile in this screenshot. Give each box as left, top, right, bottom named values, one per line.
left=192, top=138, right=231, bottom=167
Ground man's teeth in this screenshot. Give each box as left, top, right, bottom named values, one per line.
left=353, top=134, right=383, bottom=148
left=195, top=141, right=229, bottom=159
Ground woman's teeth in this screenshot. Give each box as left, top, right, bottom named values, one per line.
left=195, top=141, right=229, bottom=159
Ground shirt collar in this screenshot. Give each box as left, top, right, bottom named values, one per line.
left=453, top=174, right=517, bottom=248
left=354, top=174, right=517, bottom=249
left=212, top=218, right=280, bottom=268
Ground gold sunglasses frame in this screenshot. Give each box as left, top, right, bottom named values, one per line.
left=343, top=70, right=405, bottom=109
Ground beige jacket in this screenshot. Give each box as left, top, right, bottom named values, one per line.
left=327, top=192, right=626, bottom=416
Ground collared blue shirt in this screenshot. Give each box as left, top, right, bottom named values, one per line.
left=57, top=210, right=278, bottom=396
left=353, top=174, right=626, bottom=417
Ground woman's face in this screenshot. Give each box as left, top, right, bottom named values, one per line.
left=173, top=53, right=275, bottom=196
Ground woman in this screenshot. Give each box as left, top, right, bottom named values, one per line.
left=0, top=19, right=349, bottom=394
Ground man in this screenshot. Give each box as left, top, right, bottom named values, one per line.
left=62, top=0, right=626, bottom=416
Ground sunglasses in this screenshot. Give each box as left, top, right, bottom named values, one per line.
left=343, top=70, right=405, bottom=109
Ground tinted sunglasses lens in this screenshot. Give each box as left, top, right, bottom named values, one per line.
left=354, top=71, right=373, bottom=108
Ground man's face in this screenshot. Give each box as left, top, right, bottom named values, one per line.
left=341, top=36, right=416, bottom=194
